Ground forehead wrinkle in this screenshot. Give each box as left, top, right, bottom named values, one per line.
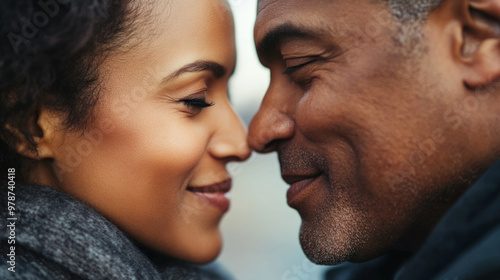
left=256, top=22, right=323, bottom=61
left=257, top=0, right=280, bottom=14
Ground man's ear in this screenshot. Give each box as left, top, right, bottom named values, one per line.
left=16, top=109, right=60, bottom=160
left=459, top=0, right=500, bottom=88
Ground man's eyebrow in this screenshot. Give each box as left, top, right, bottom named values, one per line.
left=162, top=60, right=227, bottom=84
left=256, top=23, right=316, bottom=59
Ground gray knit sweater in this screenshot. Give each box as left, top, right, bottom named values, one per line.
left=0, top=184, right=232, bottom=280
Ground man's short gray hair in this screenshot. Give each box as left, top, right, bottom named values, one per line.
left=380, top=0, right=445, bottom=52
left=387, top=0, right=445, bottom=22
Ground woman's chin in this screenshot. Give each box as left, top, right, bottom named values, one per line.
left=183, top=232, right=223, bottom=264
left=188, top=245, right=222, bottom=265
left=148, top=229, right=223, bottom=264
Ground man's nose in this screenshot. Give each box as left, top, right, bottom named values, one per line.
left=248, top=92, right=295, bottom=153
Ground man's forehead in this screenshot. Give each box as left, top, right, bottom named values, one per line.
left=257, top=0, right=282, bottom=14
left=255, top=0, right=336, bottom=44
left=257, top=0, right=344, bottom=13
left=256, top=0, right=288, bottom=26
left=255, top=0, right=395, bottom=43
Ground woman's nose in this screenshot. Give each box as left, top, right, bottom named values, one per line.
left=209, top=102, right=251, bottom=162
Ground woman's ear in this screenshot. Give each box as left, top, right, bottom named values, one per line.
left=15, top=108, right=60, bottom=160
left=460, top=0, right=500, bottom=88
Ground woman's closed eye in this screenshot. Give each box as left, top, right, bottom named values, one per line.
left=181, top=97, right=214, bottom=110
left=178, top=90, right=214, bottom=114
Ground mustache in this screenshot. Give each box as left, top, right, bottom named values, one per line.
left=277, top=143, right=329, bottom=175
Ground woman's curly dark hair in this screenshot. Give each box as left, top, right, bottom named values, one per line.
left=1, top=0, right=146, bottom=180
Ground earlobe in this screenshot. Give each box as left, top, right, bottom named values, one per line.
left=463, top=39, right=500, bottom=88
left=16, top=109, right=59, bottom=160
left=34, top=109, right=60, bottom=159
left=460, top=0, right=500, bottom=88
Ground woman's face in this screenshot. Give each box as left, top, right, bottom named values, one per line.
left=41, top=0, right=249, bottom=263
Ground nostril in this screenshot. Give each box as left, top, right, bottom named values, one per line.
left=261, top=140, right=279, bottom=153
left=248, top=117, right=295, bottom=153
left=247, top=133, right=266, bottom=152
left=247, top=134, right=276, bottom=153
left=248, top=103, right=295, bottom=153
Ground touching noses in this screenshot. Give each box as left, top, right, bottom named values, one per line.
left=248, top=91, right=295, bottom=153
left=209, top=102, right=251, bottom=162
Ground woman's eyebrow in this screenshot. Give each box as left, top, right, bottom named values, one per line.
left=162, top=60, right=227, bottom=84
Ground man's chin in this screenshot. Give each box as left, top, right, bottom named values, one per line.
left=298, top=222, right=356, bottom=265
left=298, top=219, right=402, bottom=265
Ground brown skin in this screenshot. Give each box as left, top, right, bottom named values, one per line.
left=249, top=0, right=500, bottom=264
left=20, top=0, right=250, bottom=264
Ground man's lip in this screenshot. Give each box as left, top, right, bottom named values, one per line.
left=283, top=174, right=321, bottom=206
left=186, top=178, right=232, bottom=193
left=282, top=174, right=320, bottom=185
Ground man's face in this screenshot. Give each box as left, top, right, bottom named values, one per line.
left=250, top=0, right=498, bottom=264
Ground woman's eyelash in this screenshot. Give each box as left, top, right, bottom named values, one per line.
left=181, top=98, right=214, bottom=110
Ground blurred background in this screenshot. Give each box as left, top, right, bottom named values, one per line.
left=217, top=0, right=329, bottom=279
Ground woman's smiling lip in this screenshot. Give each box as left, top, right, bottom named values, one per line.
left=186, top=178, right=232, bottom=212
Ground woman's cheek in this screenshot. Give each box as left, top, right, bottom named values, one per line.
left=155, top=122, right=209, bottom=172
